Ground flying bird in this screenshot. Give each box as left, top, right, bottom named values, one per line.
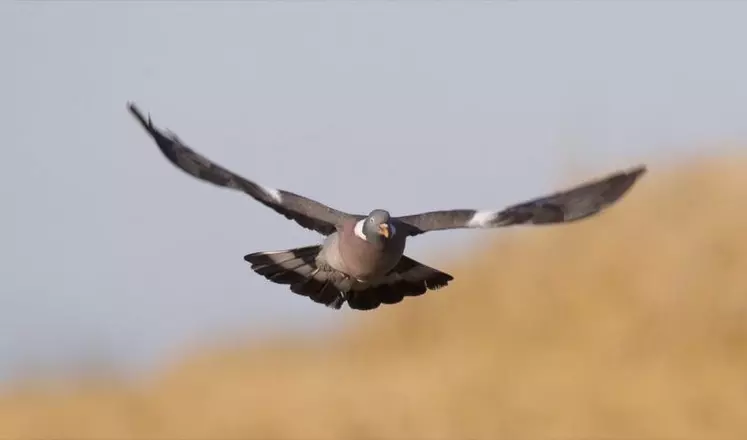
left=127, top=103, right=646, bottom=311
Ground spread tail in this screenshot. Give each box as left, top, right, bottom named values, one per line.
left=244, top=249, right=453, bottom=311
left=346, top=256, right=454, bottom=310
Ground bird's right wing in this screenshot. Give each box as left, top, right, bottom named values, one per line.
left=128, top=103, right=360, bottom=236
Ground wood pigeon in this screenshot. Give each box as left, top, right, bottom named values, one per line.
left=127, top=103, right=647, bottom=311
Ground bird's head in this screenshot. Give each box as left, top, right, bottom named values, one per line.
left=356, top=209, right=395, bottom=242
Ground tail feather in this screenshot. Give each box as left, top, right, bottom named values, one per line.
left=287, top=269, right=344, bottom=309
left=247, top=245, right=321, bottom=275
left=268, top=264, right=313, bottom=284
left=244, top=246, right=345, bottom=309
left=265, top=257, right=317, bottom=283
left=316, top=279, right=344, bottom=308
left=289, top=268, right=326, bottom=296
left=346, top=256, right=453, bottom=310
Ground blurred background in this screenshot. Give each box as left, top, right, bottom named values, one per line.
left=4, top=1, right=747, bottom=438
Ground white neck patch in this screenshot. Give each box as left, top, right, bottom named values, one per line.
left=353, top=219, right=367, bottom=241
left=353, top=219, right=396, bottom=240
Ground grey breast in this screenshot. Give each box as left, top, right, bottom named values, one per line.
left=328, top=219, right=406, bottom=282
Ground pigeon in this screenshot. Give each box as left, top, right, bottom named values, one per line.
left=127, top=103, right=646, bottom=311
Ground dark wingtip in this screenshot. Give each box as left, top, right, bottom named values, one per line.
left=626, top=164, right=647, bottom=180
left=496, top=163, right=650, bottom=227
left=601, top=163, right=647, bottom=186
left=126, top=102, right=177, bottom=160
left=610, top=163, right=648, bottom=199
left=127, top=101, right=160, bottom=138
left=127, top=101, right=149, bottom=127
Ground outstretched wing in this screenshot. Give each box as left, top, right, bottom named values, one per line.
left=128, top=103, right=358, bottom=236
left=395, top=165, right=646, bottom=237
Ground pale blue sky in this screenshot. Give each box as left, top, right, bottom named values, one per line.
left=3, top=1, right=746, bottom=383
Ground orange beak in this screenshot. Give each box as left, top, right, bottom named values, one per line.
left=378, top=223, right=390, bottom=238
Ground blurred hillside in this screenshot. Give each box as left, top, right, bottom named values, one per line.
left=2, top=155, right=747, bottom=439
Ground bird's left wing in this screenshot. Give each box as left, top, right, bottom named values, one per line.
left=394, top=165, right=646, bottom=237
left=128, top=103, right=360, bottom=236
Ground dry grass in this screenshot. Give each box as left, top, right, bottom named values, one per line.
left=3, top=155, right=747, bottom=439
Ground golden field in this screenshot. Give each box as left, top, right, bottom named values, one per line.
left=2, top=155, right=747, bottom=439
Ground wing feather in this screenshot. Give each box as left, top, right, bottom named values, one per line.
left=128, top=103, right=358, bottom=235
left=395, top=165, right=646, bottom=237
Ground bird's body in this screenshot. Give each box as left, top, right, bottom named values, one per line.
left=332, top=217, right=407, bottom=281
left=127, top=102, right=647, bottom=311
left=244, top=214, right=443, bottom=310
